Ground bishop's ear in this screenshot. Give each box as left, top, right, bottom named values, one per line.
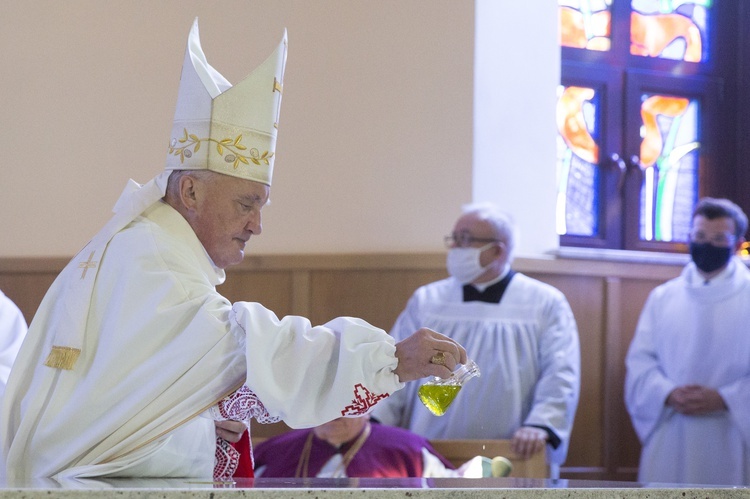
left=178, top=174, right=200, bottom=211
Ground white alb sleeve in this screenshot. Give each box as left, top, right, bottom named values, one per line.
left=231, top=302, right=404, bottom=428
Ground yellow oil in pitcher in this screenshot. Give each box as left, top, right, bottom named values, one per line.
left=418, top=384, right=462, bottom=416
left=418, top=359, right=479, bottom=416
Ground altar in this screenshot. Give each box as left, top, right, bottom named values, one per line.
left=1, top=477, right=748, bottom=499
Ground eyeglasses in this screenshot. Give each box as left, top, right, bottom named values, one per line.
left=689, top=231, right=736, bottom=247
left=444, top=233, right=501, bottom=248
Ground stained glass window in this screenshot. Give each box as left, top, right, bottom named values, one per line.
left=630, top=0, right=712, bottom=62
left=556, top=85, right=600, bottom=236
left=637, top=94, right=700, bottom=242
left=558, top=0, right=725, bottom=253
left=559, top=0, right=613, bottom=51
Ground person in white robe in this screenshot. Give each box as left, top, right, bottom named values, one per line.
left=0, top=290, right=26, bottom=401
left=0, top=20, right=466, bottom=482
left=373, top=203, right=580, bottom=475
left=625, top=197, right=750, bottom=486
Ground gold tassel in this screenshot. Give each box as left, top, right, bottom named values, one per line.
left=44, top=346, right=81, bottom=370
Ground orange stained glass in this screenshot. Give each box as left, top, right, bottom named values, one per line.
left=557, top=86, right=599, bottom=164
left=639, top=95, right=690, bottom=168
left=559, top=1, right=612, bottom=51
left=630, top=1, right=711, bottom=62
left=556, top=85, right=600, bottom=237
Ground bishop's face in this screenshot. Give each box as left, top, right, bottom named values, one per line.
left=187, top=173, right=270, bottom=269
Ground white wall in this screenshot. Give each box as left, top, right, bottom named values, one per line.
left=0, top=0, right=557, bottom=259
left=473, top=0, right=560, bottom=257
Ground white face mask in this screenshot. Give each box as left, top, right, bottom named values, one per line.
left=446, top=242, right=496, bottom=284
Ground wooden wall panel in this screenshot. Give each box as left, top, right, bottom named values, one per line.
left=0, top=274, right=56, bottom=326
left=0, top=258, right=66, bottom=325
left=527, top=273, right=606, bottom=474
left=0, top=254, right=686, bottom=482
left=308, top=269, right=446, bottom=330
left=218, top=271, right=295, bottom=319
left=606, top=278, right=669, bottom=479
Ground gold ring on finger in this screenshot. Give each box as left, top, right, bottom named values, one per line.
left=430, top=351, right=447, bottom=366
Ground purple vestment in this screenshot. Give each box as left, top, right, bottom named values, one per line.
left=253, top=422, right=455, bottom=478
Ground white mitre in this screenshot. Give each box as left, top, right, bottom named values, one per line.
left=43, top=20, right=288, bottom=370
left=166, top=18, right=287, bottom=185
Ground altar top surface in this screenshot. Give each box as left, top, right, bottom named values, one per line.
left=1, top=477, right=749, bottom=499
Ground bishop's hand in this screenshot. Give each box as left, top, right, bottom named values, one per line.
left=393, top=327, right=467, bottom=382
left=214, top=420, right=247, bottom=443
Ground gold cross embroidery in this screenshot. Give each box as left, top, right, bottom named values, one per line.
left=78, top=251, right=98, bottom=279
left=273, top=76, right=284, bottom=130
left=273, top=38, right=287, bottom=130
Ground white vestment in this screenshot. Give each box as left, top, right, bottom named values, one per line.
left=0, top=291, right=27, bottom=401
left=625, top=257, right=750, bottom=485
left=372, top=274, right=580, bottom=466
left=1, top=200, right=402, bottom=480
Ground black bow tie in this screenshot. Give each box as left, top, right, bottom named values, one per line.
left=463, top=271, right=515, bottom=303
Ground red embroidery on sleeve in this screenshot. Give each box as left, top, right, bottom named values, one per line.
left=216, top=385, right=280, bottom=424
left=214, top=437, right=240, bottom=480
left=341, top=383, right=389, bottom=416
left=212, top=385, right=278, bottom=479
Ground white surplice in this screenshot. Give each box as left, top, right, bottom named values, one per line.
left=0, top=290, right=27, bottom=401
left=1, top=199, right=402, bottom=480
left=625, top=257, right=750, bottom=485
left=372, top=274, right=580, bottom=466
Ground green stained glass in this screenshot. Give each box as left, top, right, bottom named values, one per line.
left=559, top=0, right=613, bottom=51
left=638, top=93, right=699, bottom=242
left=630, top=0, right=712, bottom=62
left=556, top=85, right=600, bottom=236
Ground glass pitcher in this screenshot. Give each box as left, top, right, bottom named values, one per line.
left=418, top=359, right=480, bottom=416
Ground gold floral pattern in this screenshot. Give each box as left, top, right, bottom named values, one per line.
left=169, top=128, right=274, bottom=169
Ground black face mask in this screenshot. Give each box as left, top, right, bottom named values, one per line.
left=689, top=242, right=732, bottom=273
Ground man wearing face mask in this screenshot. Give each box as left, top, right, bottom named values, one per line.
left=373, top=203, right=580, bottom=477
left=625, top=197, right=750, bottom=486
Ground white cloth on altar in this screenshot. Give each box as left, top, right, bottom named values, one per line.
left=372, top=274, right=580, bottom=466
left=625, top=256, right=750, bottom=485
left=1, top=197, right=402, bottom=480
left=0, top=290, right=27, bottom=401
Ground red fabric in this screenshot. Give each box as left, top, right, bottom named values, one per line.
left=231, top=431, right=254, bottom=478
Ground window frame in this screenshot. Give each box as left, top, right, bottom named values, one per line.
left=558, top=0, right=736, bottom=252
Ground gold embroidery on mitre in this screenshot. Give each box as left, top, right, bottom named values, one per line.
left=44, top=346, right=81, bottom=370
left=168, top=128, right=274, bottom=169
